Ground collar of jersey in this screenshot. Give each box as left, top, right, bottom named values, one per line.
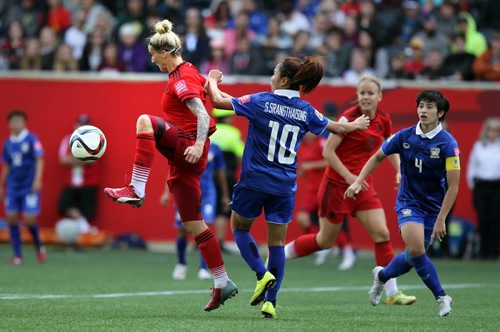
left=274, top=89, right=300, bottom=99
left=416, top=121, right=442, bottom=139
left=10, top=129, right=28, bottom=142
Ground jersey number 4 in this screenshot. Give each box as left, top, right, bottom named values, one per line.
left=415, top=157, right=423, bottom=173
left=267, top=120, right=300, bottom=165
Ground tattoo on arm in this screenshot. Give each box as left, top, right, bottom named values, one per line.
left=185, top=98, right=210, bottom=144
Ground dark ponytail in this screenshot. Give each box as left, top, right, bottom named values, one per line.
left=280, top=56, right=324, bottom=94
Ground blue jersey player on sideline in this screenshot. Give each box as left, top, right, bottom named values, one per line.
left=0, top=110, right=46, bottom=265
left=206, top=56, right=370, bottom=318
left=161, top=143, right=229, bottom=281
left=345, top=90, right=460, bottom=317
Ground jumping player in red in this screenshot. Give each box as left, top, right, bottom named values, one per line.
left=104, top=19, right=237, bottom=311
left=285, top=76, right=416, bottom=305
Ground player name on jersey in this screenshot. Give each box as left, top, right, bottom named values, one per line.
left=264, top=102, right=307, bottom=122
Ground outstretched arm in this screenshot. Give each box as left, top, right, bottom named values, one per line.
left=325, top=115, right=370, bottom=134
left=206, top=70, right=234, bottom=110
left=184, top=97, right=210, bottom=163
left=344, top=149, right=386, bottom=199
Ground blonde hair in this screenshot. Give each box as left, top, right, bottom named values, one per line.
left=358, top=75, right=382, bottom=93
left=479, top=116, right=500, bottom=142
left=148, top=19, right=181, bottom=54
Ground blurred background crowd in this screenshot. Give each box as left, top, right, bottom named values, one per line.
left=1, top=0, right=500, bottom=81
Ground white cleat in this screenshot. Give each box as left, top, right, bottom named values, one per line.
left=197, top=268, right=212, bottom=280
left=437, top=295, right=453, bottom=317
left=338, top=248, right=356, bottom=271
left=314, top=249, right=332, bottom=266
left=369, top=266, right=385, bottom=306
left=172, top=263, right=187, bottom=280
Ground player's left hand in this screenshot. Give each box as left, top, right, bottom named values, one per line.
left=222, top=194, right=231, bottom=212
left=430, top=218, right=447, bottom=243
left=394, top=172, right=401, bottom=190
left=184, top=142, right=203, bottom=164
left=32, top=179, right=42, bottom=192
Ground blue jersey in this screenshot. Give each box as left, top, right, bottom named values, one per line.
left=382, top=123, right=460, bottom=215
left=200, top=143, right=225, bottom=196
left=231, top=89, right=328, bottom=196
left=2, top=129, right=44, bottom=195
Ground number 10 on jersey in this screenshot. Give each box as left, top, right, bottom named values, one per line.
left=267, top=120, right=300, bottom=165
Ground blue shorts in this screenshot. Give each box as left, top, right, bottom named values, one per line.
left=230, top=185, right=294, bottom=224
left=174, top=192, right=216, bottom=228
left=4, top=191, right=41, bottom=216
left=397, top=207, right=437, bottom=245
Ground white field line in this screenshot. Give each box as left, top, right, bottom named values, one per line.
left=0, top=283, right=493, bottom=300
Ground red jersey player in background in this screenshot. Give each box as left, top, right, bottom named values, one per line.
left=296, top=132, right=356, bottom=270
left=285, top=76, right=416, bottom=305
left=104, top=19, right=237, bottom=311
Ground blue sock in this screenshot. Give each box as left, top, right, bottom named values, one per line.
left=27, top=224, right=42, bottom=251
left=265, top=246, right=285, bottom=307
left=199, top=252, right=207, bottom=270
left=233, top=230, right=267, bottom=280
left=413, top=254, right=446, bottom=299
left=379, top=252, right=413, bottom=283
left=176, top=237, right=187, bottom=265
left=8, top=224, right=22, bottom=258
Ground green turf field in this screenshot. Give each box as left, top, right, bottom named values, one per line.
left=1, top=245, right=499, bottom=331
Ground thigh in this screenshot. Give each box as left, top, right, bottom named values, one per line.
left=5, top=192, right=23, bottom=215
left=318, top=179, right=349, bottom=224
left=230, top=185, right=265, bottom=220
left=263, top=194, right=295, bottom=225
left=58, top=187, right=77, bottom=215
left=354, top=208, right=389, bottom=241
left=400, top=222, right=426, bottom=254
left=23, top=192, right=41, bottom=217
left=78, top=187, right=98, bottom=220
left=171, top=179, right=202, bottom=223
left=149, top=115, right=178, bottom=161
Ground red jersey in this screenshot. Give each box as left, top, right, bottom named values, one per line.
left=59, top=134, right=100, bottom=187
left=161, top=62, right=216, bottom=137
left=298, top=135, right=326, bottom=194
left=325, top=106, right=392, bottom=185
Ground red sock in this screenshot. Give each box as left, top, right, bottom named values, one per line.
left=335, top=230, right=348, bottom=248
left=374, top=240, right=394, bottom=267
left=294, top=233, right=321, bottom=257
left=134, top=133, right=155, bottom=167
left=195, top=228, right=224, bottom=270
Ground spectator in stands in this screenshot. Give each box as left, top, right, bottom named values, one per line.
left=230, top=36, right=263, bottom=75
left=290, top=30, right=314, bottom=58
left=80, top=28, right=106, bottom=71
left=81, top=0, right=115, bottom=34
left=472, top=31, right=500, bottom=81
left=413, top=13, right=450, bottom=58
left=46, top=0, right=71, bottom=36
left=340, top=0, right=360, bottom=17
left=395, top=0, right=422, bottom=46
left=456, top=12, right=487, bottom=57
left=53, top=43, right=78, bottom=71
left=419, top=49, right=445, bottom=80
left=436, top=0, right=458, bottom=39
left=4, top=0, right=44, bottom=37
left=467, top=117, right=500, bottom=260
left=318, top=0, right=346, bottom=28
left=0, top=20, right=25, bottom=70
left=64, top=10, right=87, bottom=61
left=343, top=47, right=375, bottom=84
left=39, top=25, right=58, bottom=70
left=321, top=26, right=351, bottom=78
left=278, top=0, right=311, bottom=38
left=441, top=33, right=475, bottom=81
left=116, top=0, right=147, bottom=40
left=118, top=22, right=149, bottom=72
left=403, top=37, right=426, bottom=78
left=205, top=0, right=233, bottom=41
left=476, top=0, right=500, bottom=38
left=341, top=14, right=359, bottom=50
left=241, top=0, right=268, bottom=38
left=257, top=16, right=292, bottom=74
left=20, top=38, right=42, bottom=70
left=309, top=10, right=331, bottom=50
left=200, top=39, right=230, bottom=75
left=97, top=42, right=125, bottom=74
left=387, top=51, right=414, bottom=79
left=358, top=0, right=386, bottom=47
left=223, top=11, right=255, bottom=60
left=181, top=7, right=210, bottom=69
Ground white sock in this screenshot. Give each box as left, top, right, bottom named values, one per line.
left=385, top=278, right=398, bottom=297
left=130, top=164, right=150, bottom=198
left=284, top=242, right=297, bottom=258
left=210, top=265, right=228, bottom=288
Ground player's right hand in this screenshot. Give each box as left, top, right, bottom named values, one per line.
left=354, top=114, right=370, bottom=130
left=344, top=181, right=363, bottom=200
left=159, top=191, right=170, bottom=206
left=345, top=173, right=369, bottom=191
left=208, top=70, right=224, bottom=83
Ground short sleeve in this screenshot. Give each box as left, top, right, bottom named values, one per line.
left=1, top=141, right=10, bottom=164
left=172, top=77, right=203, bottom=102
left=307, top=107, right=328, bottom=136
left=444, top=137, right=461, bottom=171
left=231, top=93, right=258, bottom=120
left=32, top=135, right=44, bottom=158
left=381, top=131, right=401, bottom=156
left=212, top=144, right=226, bottom=170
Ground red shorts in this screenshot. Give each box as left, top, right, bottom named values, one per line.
left=149, top=115, right=209, bottom=222
left=318, top=177, right=383, bottom=224
left=298, top=190, right=319, bottom=214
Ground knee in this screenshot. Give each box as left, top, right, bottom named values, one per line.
left=316, top=232, right=334, bottom=249
left=136, top=114, right=154, bottom=134
left=371, top=228, right=390, bottom=243
left=406, top=247, right=425, bottom=258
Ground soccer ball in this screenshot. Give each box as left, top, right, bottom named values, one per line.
left=70, top=125, right=106, bottom=161
left=55, top=218, right=81, bottom=244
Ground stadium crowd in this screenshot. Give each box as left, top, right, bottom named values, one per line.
left=1, top=0, right=500, bottom=81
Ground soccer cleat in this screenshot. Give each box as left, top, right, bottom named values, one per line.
left=104, top=185, right=144, bottom=207
left=369, top=266, right=385, bottom=306
left=338, top=248, right=356, bottom=271
left=204, top=279, right=238, bottom=312
left=437, top=295, right=453, bottom=317
left=250, top=271, right=276, bottom=306
left=314, top=248, right=332, bottom=266
left=385, top=291, right=417, bottom=305
left=8, top=257, right=23, bottom=265
left=261, top=301, right=276, bottom=319
left=172, top=264, right=187, bottom=280
left=37, top=246, right=47, bottom=263
left=197, top=268, right=212, bottom=280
